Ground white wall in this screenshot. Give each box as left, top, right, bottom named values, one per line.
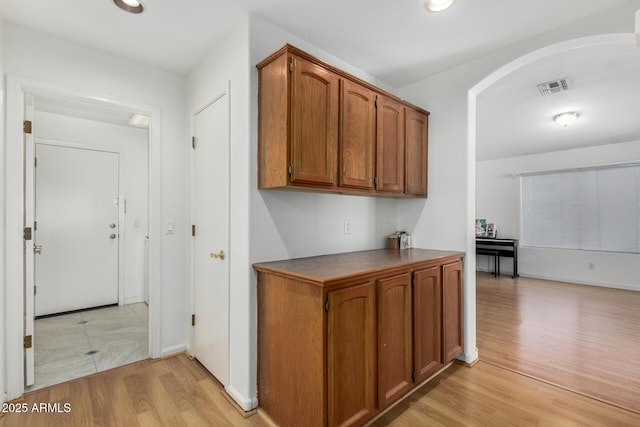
left=34, top=112, right=149, bottom=303
left=395, top=0, right=640, bottom=363
left=2, top=22, right=187, bottom=399
left=187, top=15, right=254, bottom=409
left=0, top=17, right=5, bottom=403
left=248, top=14, right=400, bottom=262
left=477, top=141, right=640, bottom=290
left=187, top=14, right=404, bottom=411
left=248, top=14, right=402, bottom=404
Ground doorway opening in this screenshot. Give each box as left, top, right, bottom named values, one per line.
left=11, top=84, right=156, bottom=392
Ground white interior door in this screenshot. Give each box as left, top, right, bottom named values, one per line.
left=192, top=89, right=230, bottom=385
left=34, top=144, right=120, bottom=316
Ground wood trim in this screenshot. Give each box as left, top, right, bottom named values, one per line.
left=257, top=44, right=430, bottom=117
left=363, top=361, right=456, bottom=426
left=455, top=358, right=480, bottom=368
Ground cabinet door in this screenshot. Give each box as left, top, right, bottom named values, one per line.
left=340, top=80, right=376, bottom=189
left=376, top=96, right=405, bottom=193
left=405, top=108, right=428, bottom=196
left=328, top=282, right=377, bottom=427
left=442, top=261, right=464, bottom=363
left=290, top=55, right=339, bottom=186
left=377, top=274, right=412, bottom=408
left=413, top=266, right=442, bottom=383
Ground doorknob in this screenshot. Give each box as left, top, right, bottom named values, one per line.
left=33, top=244, right=42, bottom=255
left=110, top=234, right=117, bottom=239
left=210, top=250, right=225, bottom=260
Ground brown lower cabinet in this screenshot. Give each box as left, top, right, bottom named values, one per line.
left=255, top=249, right=464, bottom=427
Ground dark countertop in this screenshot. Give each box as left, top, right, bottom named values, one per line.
left=253, top=248, right=464, bottom=285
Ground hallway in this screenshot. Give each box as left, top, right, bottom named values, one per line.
left=29, top=303, right=148, bottom=391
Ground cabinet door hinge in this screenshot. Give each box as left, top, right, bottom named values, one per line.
left=411, top=369, right=415, bottom=382
left=191, top=314, right=196, bottom=326
left=288, top=164, right=292, bottom=176
left=374, top=98, right=378, bottom=108
left=34, top=157, right=38, bottom=168
left=289, top=61, right=294, bottom=73
left=325, top=298, right=329, bottom=312
left=23, top=120, right=32, bottom=134
left=192, top=136, right=196, bottom=149
left=24, top=335, right=33, bottom=349
left=192, top=225, right=196, bottom=237
left=23, top=227, right=33, bottom=241
left=374, top=177, right=378, bottom=187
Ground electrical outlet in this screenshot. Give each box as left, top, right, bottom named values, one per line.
left=344, top=219, right=351, bottom=235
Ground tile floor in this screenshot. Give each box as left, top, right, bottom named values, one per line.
left=28, top=302, right=149, bottom=391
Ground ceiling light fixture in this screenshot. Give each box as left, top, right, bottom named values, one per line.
left=424, top=0, right=455, bottom=12
left=129, top=113, right=149, bottom=128
left=553, top=111, right=579, bottom=127
left=113, top=0, right=145, bottom=14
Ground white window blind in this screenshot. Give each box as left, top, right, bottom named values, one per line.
left=521, top=164, right=640, bottom=253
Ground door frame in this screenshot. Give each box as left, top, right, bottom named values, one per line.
left=30, top=140, right=127, bottom=309
left=4, top=74, right=162, bottom=400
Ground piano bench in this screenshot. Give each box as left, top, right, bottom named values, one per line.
left=476, top=248, right=500, bottom=277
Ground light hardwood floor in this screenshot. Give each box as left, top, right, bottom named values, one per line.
left=476, top=272, right=640, bottom=414
left=2, top=274, right=639, bottom=426
left=1, top=354, right=271, bottom=427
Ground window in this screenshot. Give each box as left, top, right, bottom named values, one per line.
left=521, top=164, right=640, bottom=253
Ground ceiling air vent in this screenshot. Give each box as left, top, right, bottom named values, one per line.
left=537, top=78, right=571, bottom=96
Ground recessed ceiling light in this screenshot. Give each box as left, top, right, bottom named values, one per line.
left=113, top=0, right=145, bottom=14
left=553, top=111, right=579, bottom=127
left=424, top=0, right=455, bottom=12
left=129, top=113, right=149, bottom=128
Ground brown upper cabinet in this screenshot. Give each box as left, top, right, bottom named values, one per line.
left=340, top=79, right=376, bottom=190
left=376, top=95, right=405, bottom=194
left=405, top=108, right=429, bottom=196
left=257, top=44, right=430, bottom=198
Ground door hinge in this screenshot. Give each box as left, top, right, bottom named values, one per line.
left=35, top=286, right=37, bottom=296
left=325, top=299, right=329, bottom=312
left=24, top=335, right=33, bottom=349
left=34, top=157, right=38, bottom=168
left=191, top=225, right=196, bottom=237
left=289, top=61, right=293, bottom=73
left=23, top=227, right=33, bottom=241
left=34, top=221, right=38, bottom=231
left=288, top=164, right=292, bottom=176
left=192, top=136, right=196, bottom=149
left=191, top=314, right=196, bottom=326
left=23, top=120, right=32, bottom=134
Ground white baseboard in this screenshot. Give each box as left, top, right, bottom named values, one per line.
left=478, top=267, right=640, bottom=292
left=518, top=272, right=640, bottom=292
left=123, top=295, right=146, bottom=305
left=160, top=344, right=186, bottom=358
left=225, top=384, right=258, bottom=412
left=460, top=347, right=479, bottom=365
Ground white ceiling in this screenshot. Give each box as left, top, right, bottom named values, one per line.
left=2, top=0, right=639, bottom=158
left=477, top=41, right=640, bottom=161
